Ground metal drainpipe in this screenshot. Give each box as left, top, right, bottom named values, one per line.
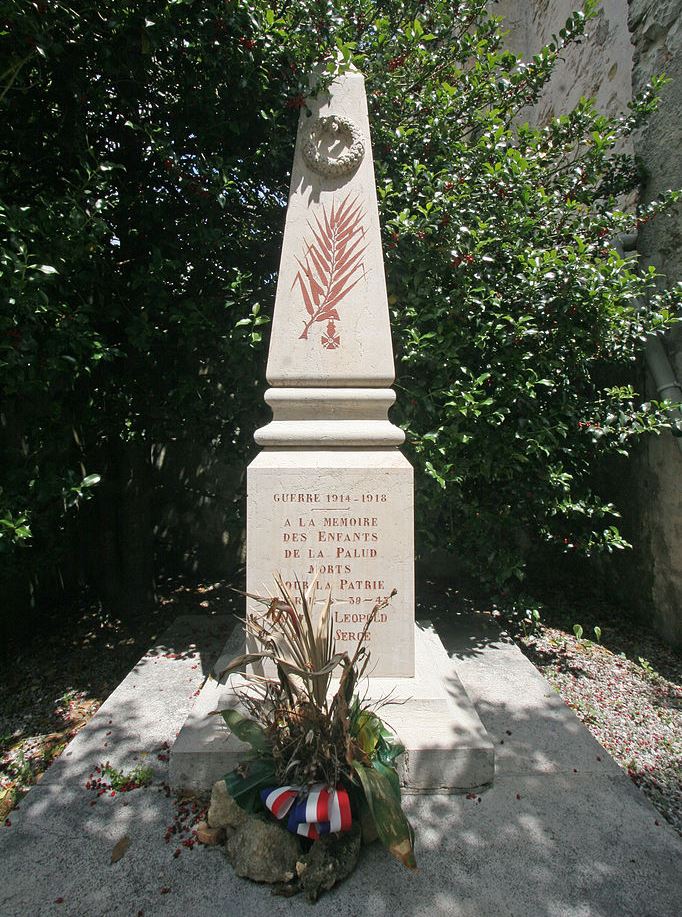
left=645, top=334, right=682, bottom=453
left=617, top=233, right=682, bottom=453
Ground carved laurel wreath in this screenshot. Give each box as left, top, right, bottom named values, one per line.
left=302, top=115, right=365, bottom=178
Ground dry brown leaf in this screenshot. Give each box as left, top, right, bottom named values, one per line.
left=110, top=835, right=131, bottom=864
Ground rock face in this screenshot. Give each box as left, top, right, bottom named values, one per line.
left=195, top=821, right=225, bottom=846
left=296, top=824, right=362, bottom=902
left=225, top=816, right=301, bottom=885
left=494, top=0, right=682, bottom=649
left=490, top=0, right=682, bottom=646
left=207, top=779, right=249, bottom=831
left=494, top=0, right=633, bottom=124
left=208, top=779, right=362, bottom=896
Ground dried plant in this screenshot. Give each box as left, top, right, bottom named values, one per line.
left=212, top=575, right=416, bottom=869
left=292, top=193, right=367, bottom=341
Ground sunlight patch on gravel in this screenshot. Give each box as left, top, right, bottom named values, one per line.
left=521, top=627, right=682, bottom=836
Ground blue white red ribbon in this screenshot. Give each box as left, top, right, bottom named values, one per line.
left=261, top=783, right=352, bottom=839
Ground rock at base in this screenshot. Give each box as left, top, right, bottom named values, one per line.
left=296, top=824, right=362, bottom=902
left=226, top=816, right=301, bottom=885
left=208, top=779, right=249, bottom=830
left=195, top=821, right=226, bottom=846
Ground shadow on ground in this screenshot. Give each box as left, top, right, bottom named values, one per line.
left=0, top=600, right=682, bottom=917
left=0, top=579, right=242, bottom=812
left=1, top=590, right=681, bottom=916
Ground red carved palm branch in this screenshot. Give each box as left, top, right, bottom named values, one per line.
left=292, top=193, right=367, bottom=341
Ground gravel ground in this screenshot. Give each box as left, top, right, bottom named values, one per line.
left=517, top=608, right=682, bottom=836
left=0, top=578, right=241, bottom=822
left=2, top=580, right=680, bottom=838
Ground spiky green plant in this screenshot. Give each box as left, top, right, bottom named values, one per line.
left=212, top=575, right=416, bottom=869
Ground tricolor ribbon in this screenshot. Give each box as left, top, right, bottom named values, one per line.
left=261, top=783, right=352, bottom=839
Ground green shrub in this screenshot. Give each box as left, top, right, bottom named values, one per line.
left=1, top=1, right=678, bottom=592
left=356, top=1, right=681, bottom=585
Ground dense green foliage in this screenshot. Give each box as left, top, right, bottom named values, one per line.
left=1, top=1, right=679, bottom=599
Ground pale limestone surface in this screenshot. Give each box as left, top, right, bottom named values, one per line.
left=254, top=388, right=405, bottom=447
left=246, top=449, right=415, bottom=677
left=169, top=627, right=252, bottom=794
left=246, top=65, right=415, bottom=682
left=266, top=68, right=394, bottom=388
left=170, top=624, right=494, bottom=795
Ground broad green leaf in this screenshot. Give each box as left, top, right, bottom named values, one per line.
left=376, top=724, right=405, bottom=768
left=352, top=761, right=416, bottom=869
left=372, top=759, right=401, bottom=802
left=354, top=710, right=381, bottom=756
left=224, top=756, right=276, bottom=812
left=214, top=708, right=269, bottom=751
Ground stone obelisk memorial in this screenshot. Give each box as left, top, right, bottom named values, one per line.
left=170, top=68, right=493, bottom=793
left=247, top=67, right=413, bottom=677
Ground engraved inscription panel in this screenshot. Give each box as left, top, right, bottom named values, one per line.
left=247, top=459, right=414, bottom=677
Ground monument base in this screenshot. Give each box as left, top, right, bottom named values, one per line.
left=169, top=623, right=495, bottom=795
left=246, top=449, right=415, bottom=678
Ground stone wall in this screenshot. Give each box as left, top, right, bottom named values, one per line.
left=495, top=0, right=682, bottom=644
left=628, top=0, right=682, bottom=645
left=494, top=0, right=633, bottom=120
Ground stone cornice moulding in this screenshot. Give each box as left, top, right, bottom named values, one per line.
left=254, top=387, right=405, bottom=448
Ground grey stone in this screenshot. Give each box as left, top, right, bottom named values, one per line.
left=207, top=779, right=248, bottom=831
left=169, top=625, right=253, bottom=794
left=31, top=614, right=230, bottom=789
left=225, top=815, right=300, bottom=885
left=296, top=824, right=362, bottom=902
left=627, top=0, right=682, bottom=649
left=363, top=622, right=495, bottom=793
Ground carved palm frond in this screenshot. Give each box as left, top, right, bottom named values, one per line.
left=291, top=193, right=367, bottom=341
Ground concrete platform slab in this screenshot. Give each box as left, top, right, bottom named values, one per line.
left=1, top=611, right=680, bottom=917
